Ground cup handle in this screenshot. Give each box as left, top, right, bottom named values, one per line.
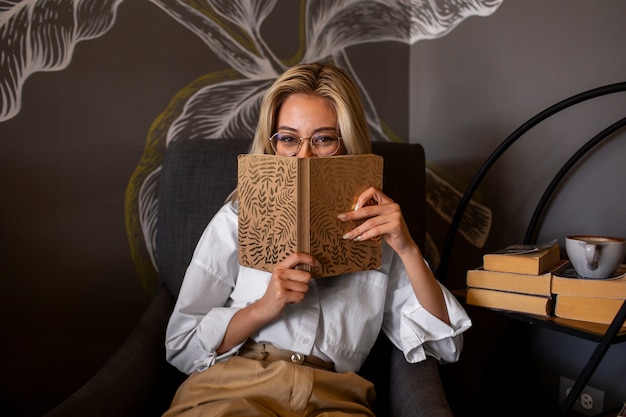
left=584, top=243, right=599, bottom=271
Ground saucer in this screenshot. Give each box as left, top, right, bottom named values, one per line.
left=559, top=265, right=626, bottom=280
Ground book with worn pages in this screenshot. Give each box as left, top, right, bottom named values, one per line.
left=466, top=260, right=568, bottom=296
left=482, top=241, right=560, bottom=275
left=552, top=264, right=626, bottom=326
left=554, top=295, right=626, bottom=326
left=552, top=264, right=626, bottom=298
left=465, top=287, right=553, bottom=317
left=237, top=154, right=383, bottom=278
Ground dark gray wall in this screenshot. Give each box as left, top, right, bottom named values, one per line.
left=0, top=1, right=226, bottom=415
left=2, top=0, right=625, bottom=415
left=410, top=0, right=626, bottom=409
left=0, top=1, right=410, bottom=416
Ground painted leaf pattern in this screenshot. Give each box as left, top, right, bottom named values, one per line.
left=308, top=155, right=383, bottom=276
left=238, top=154, right=383, bottom=277
left=0, top=0, right=123, bottom=121
left=238, top=155, right=299, bottom=269
left=0, top=0, right=499, bottom=288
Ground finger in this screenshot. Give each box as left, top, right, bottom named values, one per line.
left=340, top=202, right=401, bottom=228
left=353, top=187, right=392, bottom=211
left=276, top=252, right=321, bottom=270
left=270, top=269, right=311, bottom=305
left=281, top=276, right=310, bottom=294
left=272, top=267, right=313, bottom=287
left=343, top=216, right=388, bottom=241
left=343, top=209, right=405, bottom=241
left=339, top=188, right=393, bottom=221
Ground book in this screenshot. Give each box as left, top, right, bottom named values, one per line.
left=482, top=240, right=560, bottom=275
left=465, top=287, right=553, bottom=317
left=237, top=153, right=383, bottom=278
left=554, top=295, right=626, bottom=326
left=549, top=316, right=626, bottom=338
left=552, top=264, right=626, bottom=298
left=466, top=260, right=568, bottom=296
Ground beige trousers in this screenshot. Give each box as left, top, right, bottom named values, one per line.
left=163, top=356, right=376, bottom=417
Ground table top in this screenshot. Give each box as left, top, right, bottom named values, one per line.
left=452, top=288, right=626, bottom=343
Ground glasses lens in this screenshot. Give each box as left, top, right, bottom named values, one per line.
left=311, top=133, right=340, bottom=156
left=270, top=133, right=299, bottom=156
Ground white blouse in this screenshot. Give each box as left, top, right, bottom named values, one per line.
left=165, top=202, right=471, bottom=374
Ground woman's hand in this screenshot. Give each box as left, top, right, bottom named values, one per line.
left=256, top=252, right=319, bottom=322
left=217, top=252, right=318, bottom=353
left=338, top=187, right=417, bottom=256
left=339, top=187, right=451, bottom=325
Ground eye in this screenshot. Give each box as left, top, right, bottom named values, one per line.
left=276, top=134, right=298, bottom=144
left=312, top=134, right=338, bottom=145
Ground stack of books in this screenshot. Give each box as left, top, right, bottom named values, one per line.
left=552, top=264, right=626, bottom=326
left=465, top=241, right=563, bottom=317
left=466, top=240, right=626, bottom=328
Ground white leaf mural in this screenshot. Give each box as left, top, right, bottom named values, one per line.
left=0, top=0, right=124, bottom=121
left=0, top=0, right=499, bottom=291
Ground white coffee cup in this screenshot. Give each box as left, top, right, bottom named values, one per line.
left=565, top=235, right=626, bottom=279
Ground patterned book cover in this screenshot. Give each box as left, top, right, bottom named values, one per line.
left=237, top=154, right=383, bottom=277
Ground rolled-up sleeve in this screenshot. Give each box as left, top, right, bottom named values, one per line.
left=164, top=204, right=241, bottom=374
left=383, top=252, right=472, bottom=364
left=397, top=285, right=471, bottom=364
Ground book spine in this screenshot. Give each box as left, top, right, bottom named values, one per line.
left=297, top=158, right=311, bottom=271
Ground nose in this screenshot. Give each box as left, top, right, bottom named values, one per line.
left=296, top=139, right=314, bottom=158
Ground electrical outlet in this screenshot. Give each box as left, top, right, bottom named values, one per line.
left=559, top=376, right=605, bottom=416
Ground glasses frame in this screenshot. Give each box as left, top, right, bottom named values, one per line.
left=269, top=132, right=343, bottom=157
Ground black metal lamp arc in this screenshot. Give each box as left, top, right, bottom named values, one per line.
left=436, top=81, right=626, bottom=283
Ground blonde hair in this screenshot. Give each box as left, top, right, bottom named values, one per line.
left=250, top=63, right=371, bottom=155
left=228, top=63, right=371, bottom=204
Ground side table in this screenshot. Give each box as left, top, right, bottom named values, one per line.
left=456, top=288, right=626, bottom=416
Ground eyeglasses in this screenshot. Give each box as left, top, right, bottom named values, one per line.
left=269, top=132, right=342, bottom=157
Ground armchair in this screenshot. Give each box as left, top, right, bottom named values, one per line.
left=44, top=138, right=452, bottom=417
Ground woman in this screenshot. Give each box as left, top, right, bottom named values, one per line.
left=163, top=63, right=471, bottom=417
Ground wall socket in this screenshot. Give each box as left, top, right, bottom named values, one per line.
left=559, top=376, right=605, bottom=416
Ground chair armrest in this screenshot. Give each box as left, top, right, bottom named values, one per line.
left=44, top=287, right=183, bottom=417
left=389, top=347, right=453, bottom=417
